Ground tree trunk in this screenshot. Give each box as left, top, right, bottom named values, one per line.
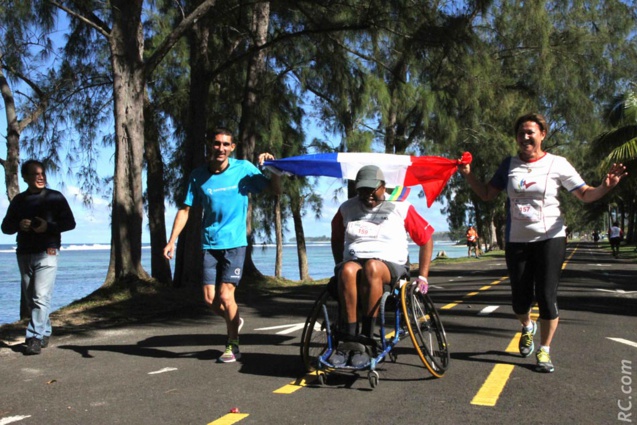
left=487, top=218, right=498, bottom=252
left=237, top=1, right=270, bottom=279
left=274, top=194, right=283, bottom=278
left=628, top=199, right=635, bottom=244
left=104, top=0, right=149, bottom=285
left=291, top=198, right=310, bottom=281
left=143, top=94, right=172, bottom=283
left=0, top=68, right=28, bottom=318
left=0, top=69, right=21, bottom=201
left=172, top=19, right=211, bottom=288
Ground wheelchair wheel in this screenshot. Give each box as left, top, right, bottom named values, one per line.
left=368, top=370, right=379, bottom=388
left=400, top=282, right=450, bottom=378
left=300, top=288, right=340, bottom=372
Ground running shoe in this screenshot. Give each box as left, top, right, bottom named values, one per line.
left=218, top=343, right=241, bottom=363
left=328, top=350, right=348, bottom=368
left=518, top=321, right=537, bottom=357
left=350, top=351, right=370, bottom=368
left=535, top=348, right=554, bottom=373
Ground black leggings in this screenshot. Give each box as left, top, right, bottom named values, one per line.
left=505, top=237, right=566, bottom=320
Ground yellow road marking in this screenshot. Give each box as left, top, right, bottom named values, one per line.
left=441, top=302, right=459, bottom=310
left=563, top=246, right=577, bottom=269
left=470, top=364, right=515, bottom=406
left=505, top=334, right=521, bottom=353
left=208, top=413, right=250, bottom=425
left=273, top=373, right=321, bottom=394
left=441, top=277, right=507, bottom=310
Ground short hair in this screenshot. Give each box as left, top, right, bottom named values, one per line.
left=514, top=113, right=549, bottom=136
left=21, top=159, right=45, bottom=178
left=209, top=127, right=234, bottom=142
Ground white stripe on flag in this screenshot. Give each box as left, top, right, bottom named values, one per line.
left=336, top=153, right=412, bottom=187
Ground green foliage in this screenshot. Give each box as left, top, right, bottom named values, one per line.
left=5, top=0, right=637, bottom=268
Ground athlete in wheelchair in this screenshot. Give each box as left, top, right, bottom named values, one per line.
left=300, top=165, right=448, bottom=387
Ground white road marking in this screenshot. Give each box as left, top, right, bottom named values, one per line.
left=478, top=306, right=500, bottom=316
left=148, top=367, right=178, bottom=375
left=607, top=338, right=637, bottom=348
left=254, top=323, right=306, bottom=335
left=0, top=416, right=32, bottom=425
left=595, top=289, right=637, bottom=294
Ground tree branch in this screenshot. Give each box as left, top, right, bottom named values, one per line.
left=48, top=0, right=111, bottom=38
left=145, top=0, right=218, bottom=77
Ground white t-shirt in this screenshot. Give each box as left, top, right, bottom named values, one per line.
left=490, top=153, right=585, bottom=243
left=331, top=197, right=434, bottom=265
left=609, top=226, right=621, bottom=239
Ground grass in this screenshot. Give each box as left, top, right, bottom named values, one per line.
left=596, top=241, right=637, bottom=261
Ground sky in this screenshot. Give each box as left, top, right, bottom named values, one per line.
left=0, top=147, right=452, bottom=246
left=0, top=13, right=453, bottom=246
left=0, top=33, right=452, bottom=245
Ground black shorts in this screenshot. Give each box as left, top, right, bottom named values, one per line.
left=505, top=237, right=565, bottom=320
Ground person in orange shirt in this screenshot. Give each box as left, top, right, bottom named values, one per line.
left=466, top=225, right=479, bottom=258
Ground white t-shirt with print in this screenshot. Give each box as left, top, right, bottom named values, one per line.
left=490, top=153, right=585, bottom=243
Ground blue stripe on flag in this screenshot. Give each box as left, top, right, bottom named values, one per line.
left=263, top=153, right=342, bottom=178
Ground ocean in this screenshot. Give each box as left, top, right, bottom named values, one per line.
left=0, top=241, right=465, bottom=326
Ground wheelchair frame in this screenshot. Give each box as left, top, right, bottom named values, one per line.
left=300, top=278, right=450, bottom=388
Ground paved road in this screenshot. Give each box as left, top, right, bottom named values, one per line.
left=1, top=242, right=636, bottom=425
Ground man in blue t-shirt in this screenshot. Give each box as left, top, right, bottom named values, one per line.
left=163, top=128, right=280, bottom=363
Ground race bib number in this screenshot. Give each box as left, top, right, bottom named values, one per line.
left=346, top=221, right=380, bottom=239
left=512, top=199, right=542, bottom=222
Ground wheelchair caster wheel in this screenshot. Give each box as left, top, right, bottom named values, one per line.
left=389, top=352, right=397, bottom=363
left=317, top=372, right=327, bottom=386
left=368, top=370, right=379, bottom=388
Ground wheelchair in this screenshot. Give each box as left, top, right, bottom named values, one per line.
left=300, top=277, right=450, bottom=388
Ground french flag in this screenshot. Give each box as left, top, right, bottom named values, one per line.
left=264, top=152, right=472, bottom=207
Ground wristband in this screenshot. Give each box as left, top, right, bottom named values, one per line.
left=416, top=276, right=429, bottom=294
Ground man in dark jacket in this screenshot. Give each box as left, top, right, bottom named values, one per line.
left=2, top=159, right=76, bottom=355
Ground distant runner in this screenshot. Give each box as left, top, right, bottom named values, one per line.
left=466, top=225, right=479, bottom=258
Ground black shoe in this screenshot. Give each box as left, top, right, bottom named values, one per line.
left=328, top=350, right=348, bottom=367
left=41, top=336, right=50, bottom=348
left=350, top=351, right=370, bottom=368
left=25, top=338, right=42, bottom=355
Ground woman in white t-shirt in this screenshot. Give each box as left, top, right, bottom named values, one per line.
left=458, top=113, right=627, bottom=373
left=609, top=222, right=623, bottom=257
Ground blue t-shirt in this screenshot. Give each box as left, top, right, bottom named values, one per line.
left=184, top=158, right=269, bottom=249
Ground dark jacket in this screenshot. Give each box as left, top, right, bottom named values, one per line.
left=1, top=188, right=76, bottom=254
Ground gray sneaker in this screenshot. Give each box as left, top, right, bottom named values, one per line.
left=328, top=350, right=348, bottom=368
left=535, top=348, right=555, bottom=373
left=518, top=321, right=537, bottom=358
left=350, top=351, right=370, bottom=368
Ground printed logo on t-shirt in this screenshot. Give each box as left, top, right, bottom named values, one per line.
left=516, top=179, right=536, bottom=191
left=207, top=185, right=238, bottom=195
